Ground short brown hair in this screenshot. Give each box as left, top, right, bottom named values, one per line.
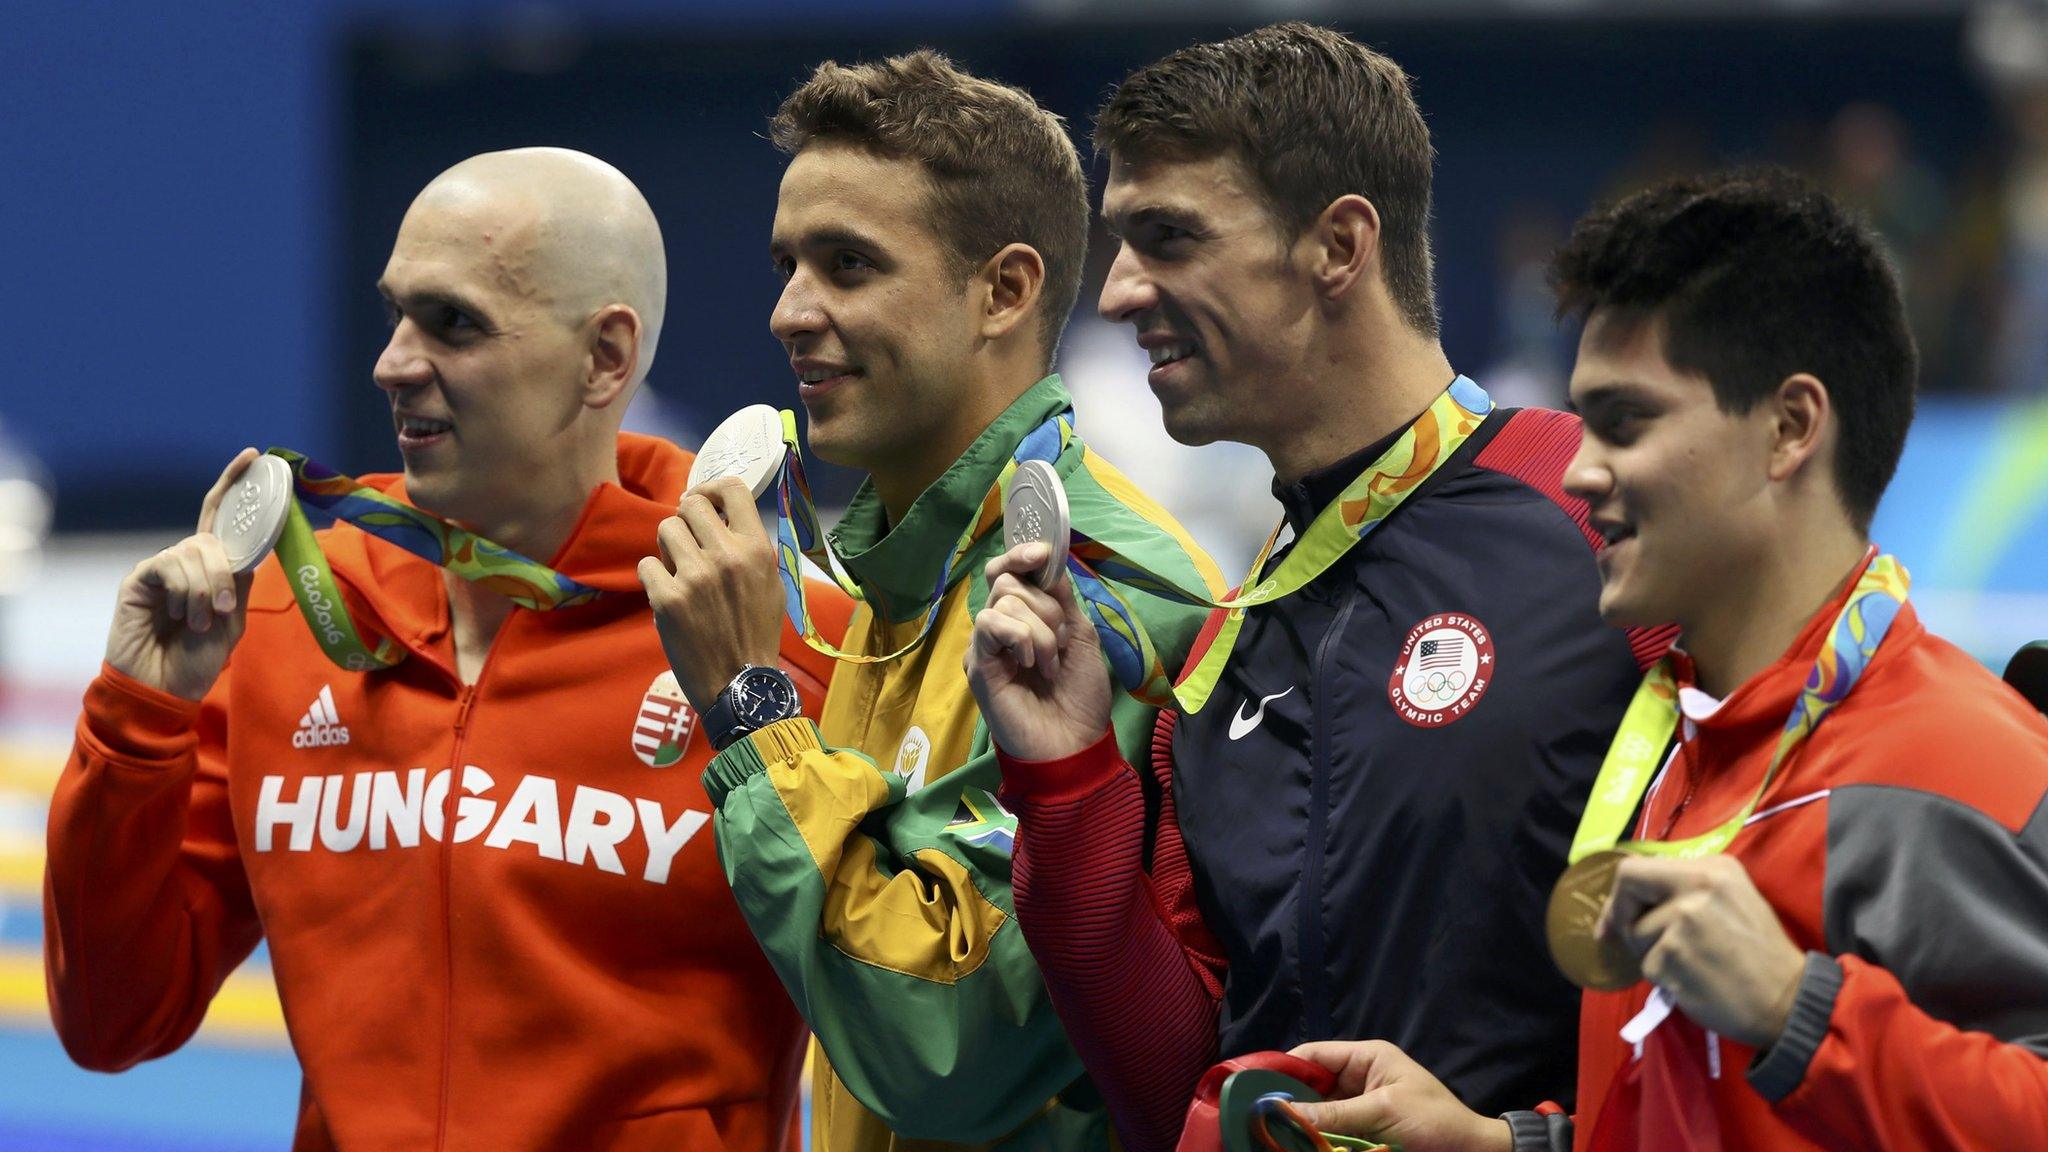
left=771, top=49, right=1089, bottom=366
left=1095, top=22, right=1440, bottom=336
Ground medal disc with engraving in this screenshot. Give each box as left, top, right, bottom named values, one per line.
left=688, top=404, right=784, bottom=500
left=1005, top=460, right=1069, bottom=589
left=218, top=453, right=293, bottom=574
left=1546, top=849, right=1643, bottom=991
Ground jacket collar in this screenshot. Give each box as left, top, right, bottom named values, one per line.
left=321, top=432, right=689, bottom=652
left=829, top=374, right=1071, bottom=623
left=1673, top=549, right=1920, bottom=748
left=1271, top=410, right=1418, bottom=536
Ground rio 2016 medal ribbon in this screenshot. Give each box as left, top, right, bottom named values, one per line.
left=217, top=453, right=293, bottom=574
left=688, top=404, right=784, bottom=500
left=254, top=449, right=603, bottom=673
left=1004, top=460, right=1069, bottom=589
left=1546, top=549, right=1910, bottom=990
left=764, top=377, right=1497, bottom=713
left=765, top=407, right=1180, bottom=705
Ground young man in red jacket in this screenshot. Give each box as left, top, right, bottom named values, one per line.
left=1289, top=171, right=2048, bottom=1150
left=43, top=148, right=849, bottom=1151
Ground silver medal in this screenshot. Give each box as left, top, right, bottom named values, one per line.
left=218, top=453, right=292, bottom=574
left=688, top=405, right=784, bottom=500
left=1004, top=460, right=1070, bottom=589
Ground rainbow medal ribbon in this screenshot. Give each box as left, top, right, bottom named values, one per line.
left=1098, top=375, right=1491, bottom=712
left=768, top=376, right=1492, bottom=712
left=265, top=449, right=603, bottom=672
left=1546, top=549, right=1910, bottom=988
left=767, top=409, right=1183, bottom=704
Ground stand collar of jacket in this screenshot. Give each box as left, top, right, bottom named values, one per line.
left=318, top=431, right=690, bottom=649
left=830, top=373, right=1071, bottom=623
left=1271, top=415, right=1411, bottom=536
left=1671, top=547, right=1922, bottom=752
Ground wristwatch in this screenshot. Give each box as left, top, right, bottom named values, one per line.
left=704, top=664, right=802, bottom=751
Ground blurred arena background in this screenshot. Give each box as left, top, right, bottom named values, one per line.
left=8, top=0, right=2048, bottom=1146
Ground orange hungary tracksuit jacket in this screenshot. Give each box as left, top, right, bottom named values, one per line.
left=43, top=433, right=852, bottom=1151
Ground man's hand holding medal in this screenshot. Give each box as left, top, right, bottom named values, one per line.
left=105, top=447, right=288, bottom=702
left=639, top=406, right=789, bottom=717
left=1589, top=854, right=1806, bottom=1049
left=966, top=461, right=1113, bottom=765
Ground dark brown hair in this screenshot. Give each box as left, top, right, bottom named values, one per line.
left=1552, top=168, right=1917, bottom=532
left=772, top=49, right=1089, bottom=366
left=1095, top=22, right=1439, bottom=336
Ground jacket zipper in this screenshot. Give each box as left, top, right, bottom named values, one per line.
left=1658, top=737, right=1701, bottom=839
left=432, top=614, right=513, bottom=1152
left=433, top=682, right=477, bottom=1152
left=1301, top=584, right=1359, bottom=1040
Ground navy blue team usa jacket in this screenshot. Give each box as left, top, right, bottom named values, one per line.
left=1002, top=397, right=1677, bottom=1152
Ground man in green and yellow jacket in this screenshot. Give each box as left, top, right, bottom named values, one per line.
left=639, top=50, right=1220, bottom=1152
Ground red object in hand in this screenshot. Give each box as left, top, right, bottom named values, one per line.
left=1178, top=1051, right=1341, bottom=1152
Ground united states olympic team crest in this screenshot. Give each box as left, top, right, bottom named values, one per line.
left=632, top=671, right=697, bottom=768
left=1387, top=612, right=1495, bottom=728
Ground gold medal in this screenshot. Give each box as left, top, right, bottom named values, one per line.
left=1545, top=849, right=1642, bottom=991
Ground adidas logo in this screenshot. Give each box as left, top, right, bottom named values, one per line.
left=293, top=685, right=352, bottom=749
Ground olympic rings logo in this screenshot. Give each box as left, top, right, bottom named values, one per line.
left=1416, top=669, right=1469, bottom=702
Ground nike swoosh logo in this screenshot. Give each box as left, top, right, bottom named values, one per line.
left=1228, top=687, right=1296, bottom=741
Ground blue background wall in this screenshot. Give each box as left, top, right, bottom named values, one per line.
left=4, top=4, right=2017, bottom=525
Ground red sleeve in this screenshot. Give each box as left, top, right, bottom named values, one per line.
left=43, top=663, right=263, bottom=1071
left=1001, top=712, right=1225, bottom=1152
left=1775, top=955, right=2048, bottom=1148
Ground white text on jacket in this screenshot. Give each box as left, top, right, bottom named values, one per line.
left=253, top=767, right=707, bottom=884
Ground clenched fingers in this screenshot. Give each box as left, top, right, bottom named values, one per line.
left=192, top=533, right=240, bottom=620
left=987, top=571, right=1064, bottom=631
left=687, top=476, right=769, bottom=541
left=1597, top=855, right=1722, bottom=947
left=1290, top=1039, right=1408, bottom=1097
left=970, top=606, right=1037, bottom=673
left=138, top=538, right=226, bottom=631
left=990, top=594, right=1059, bottom=674
left=654, top=516, right=703, bottom=578
left=1287, top=1088, right=1399, bottom=1143
left=637, top=554, right=678, bottom=603
left=675, top=489, right=739, bottom=554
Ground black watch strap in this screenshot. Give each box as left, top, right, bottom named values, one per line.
left=704, top=690, right=743, bottom=751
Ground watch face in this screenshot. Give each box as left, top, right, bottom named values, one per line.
left=731, top=667, right=799, bottom=728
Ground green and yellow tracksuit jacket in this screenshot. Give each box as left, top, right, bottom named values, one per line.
left=703, top=375, right=1221, bottom=1152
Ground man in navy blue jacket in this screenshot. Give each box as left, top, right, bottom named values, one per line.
left=964, top=22, right=1672, bottom=1152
